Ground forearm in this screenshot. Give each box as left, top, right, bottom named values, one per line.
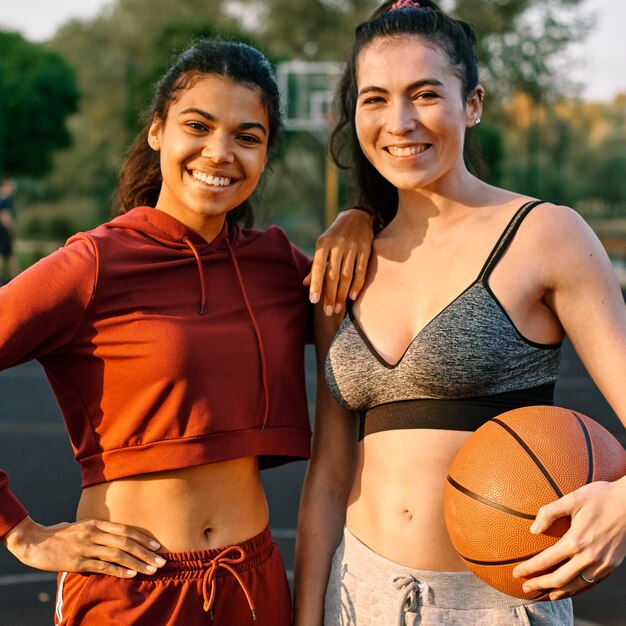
left=296, top=303, right=357, bottom=624
left=294, top=468, right=351, bottom=626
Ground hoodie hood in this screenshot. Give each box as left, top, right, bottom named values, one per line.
left=104, top=206, right=236, bottom=252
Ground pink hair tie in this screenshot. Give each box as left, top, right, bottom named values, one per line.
left=391, top=0, right=421, bottom=9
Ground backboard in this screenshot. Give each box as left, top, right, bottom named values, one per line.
left=276, top=61, right=344, bottom=134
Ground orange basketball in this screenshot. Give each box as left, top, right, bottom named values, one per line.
left=443, top=405, right=626, bottom=600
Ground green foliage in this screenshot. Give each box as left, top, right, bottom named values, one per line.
left=0, top=31, right=79, bottom=178
left=451, top=0, right=592, bottom=103
left=475, top=123, right=504, bottom=186
left=236, top=0, right=375, bottom=61
left=12, top=0, right=626, bottom=252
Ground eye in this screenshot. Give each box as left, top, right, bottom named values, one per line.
left=414, top=91, right=439, bottom=101
left=359, top=95, right=386, bottom=108
left=238, top=133, right=263, bottom=145
left=186, top=121, right=209, bottom=132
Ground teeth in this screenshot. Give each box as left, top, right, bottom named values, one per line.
left=387, top=144, right=429, bottom=157
left=191, top=171, right=232, bottom=186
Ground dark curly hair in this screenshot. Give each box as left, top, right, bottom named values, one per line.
left=114, top=39, right=283, bottom=227
left=330, top=0, right=482, bottom=226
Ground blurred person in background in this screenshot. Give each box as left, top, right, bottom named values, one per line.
left=0, top=178, right=18, bottom=283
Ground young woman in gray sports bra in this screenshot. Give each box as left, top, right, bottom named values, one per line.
left=294, top=2, right=626, bottom=625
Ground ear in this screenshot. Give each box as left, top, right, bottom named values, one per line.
left=147, top=114, right=163, bottom=151
left=465, top=85, right=484, bottom=128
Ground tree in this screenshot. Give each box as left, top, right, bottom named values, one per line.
left=0, top=31, right=79, bottom=178
left=26, top=0, right=601, bottom=241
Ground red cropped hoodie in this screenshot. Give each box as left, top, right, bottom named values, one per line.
left=0, top=207, right=313, bottom=536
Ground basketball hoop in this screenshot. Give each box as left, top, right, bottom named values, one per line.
left=276, top=60, right=344, bottom=135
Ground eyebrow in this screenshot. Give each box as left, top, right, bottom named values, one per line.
left=358, top=79, right=444, bottom=97
left=178, top=107, right=267, bottom=135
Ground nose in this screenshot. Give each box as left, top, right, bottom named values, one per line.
left=387, top=98, right=417, bottom=136
left=201, top=132, right=235, bottom=163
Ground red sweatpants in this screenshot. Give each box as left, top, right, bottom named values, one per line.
left=54, top=526, right=292, bottom=625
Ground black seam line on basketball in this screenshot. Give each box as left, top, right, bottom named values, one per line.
left=446, top=476, right=536, bottom=520
left=457, top=550, right=542, bottom=566
left=571, top=410, right=593, bottom=484
left=492, top=418, right=564, bottom=499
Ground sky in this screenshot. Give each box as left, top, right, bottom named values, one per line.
left=1, top=0, right=625, bottom=102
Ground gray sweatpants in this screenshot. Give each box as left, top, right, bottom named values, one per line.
left=324, top=527, right=573, bottom=626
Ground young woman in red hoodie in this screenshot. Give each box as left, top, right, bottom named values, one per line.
left=0, top=39, right=374, bottom=625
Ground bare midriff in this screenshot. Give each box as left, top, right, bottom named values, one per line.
left=346, top=429, right=474, bottom=571
left=77, top=457, right=268, bottom=553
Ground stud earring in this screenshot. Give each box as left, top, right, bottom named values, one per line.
left=474, top=118, right=481, bottom=126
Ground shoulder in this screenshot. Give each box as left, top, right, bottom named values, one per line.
left=524, top=201, right=588, bottom=230
left=236, top=223, right=293, bottom=248
left=520, top=202, right=613, bottom=288
left=236, top=224, right=311, bottom=270
left=521, top=202, right=604, bottom=254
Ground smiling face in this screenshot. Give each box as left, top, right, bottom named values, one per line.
left=355, top=35, right=482, bottom=194
left=148, top=74, right=269, bottom=241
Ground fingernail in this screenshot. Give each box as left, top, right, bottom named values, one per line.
left=155, top=556, right=166, bottom=566
left=350, top=290, right=358, bottom=300
left=145, top=565, right=157, bottom=573
left=310, top=292, right=320, bottom=304
left=149, top=540, right=160, bottom=549
left=335, top=303, right=342, bottom=314
left=522, top=585, right=530, bottom=594
left=530, top=522, right=539, bottom=534
left=512, top=570, right=519, bottom=579
left=127, top=570, right=138, bottom=577
left=324, top=305, right=333, bottom=316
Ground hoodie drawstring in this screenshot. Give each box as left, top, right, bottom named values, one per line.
left=225, top=239, right=270, bottom=432
left=183, top=237, right=207, bottom=315
left=183, top=234, right=270, bottom=432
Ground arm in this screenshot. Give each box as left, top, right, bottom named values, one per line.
left=294, top=305, right=359, bottom=626
left=305, top=208, right=376, bottom=316
left=0, top=241, right=165, bottom=577
left=512, top=206, right=626, bottom=599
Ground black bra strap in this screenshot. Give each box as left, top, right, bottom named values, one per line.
left=478, top=200, right=545, bottom=282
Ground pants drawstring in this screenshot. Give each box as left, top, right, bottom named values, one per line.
left=202, top=546, right=256, bottom=621
left=390, top=574, right=430, bottom=626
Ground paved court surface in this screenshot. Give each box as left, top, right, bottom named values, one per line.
left=0, top=342, right=624, bottom=625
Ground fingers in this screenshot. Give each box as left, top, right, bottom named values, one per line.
left=349, top=246, right=372, bottom=302
left=321, top=245, right=341, bottom=315
left=512, top=481, right=626, bottom=599
left=528, top=497, right=574, bottom=535
left=308, top=245, right=330, bottom=305
left=513, top=539, right=567, bottom=582
left=309, top=243, right=366, bottom=315
left=517, top=559, right=601, bottom=601
left=87, top=520, right=166, bottom=576
left=327, top=247, right=356, bottom=315
left=92, top=519, right=161, bottom=552
left=309, top=207, right=376, bottom=311
left=9, top=518, right=167, bottom=579
left=308, top=238, right=347, bottom=315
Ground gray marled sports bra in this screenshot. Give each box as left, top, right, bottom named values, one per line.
left=325, top=201, right=562, bottom=438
